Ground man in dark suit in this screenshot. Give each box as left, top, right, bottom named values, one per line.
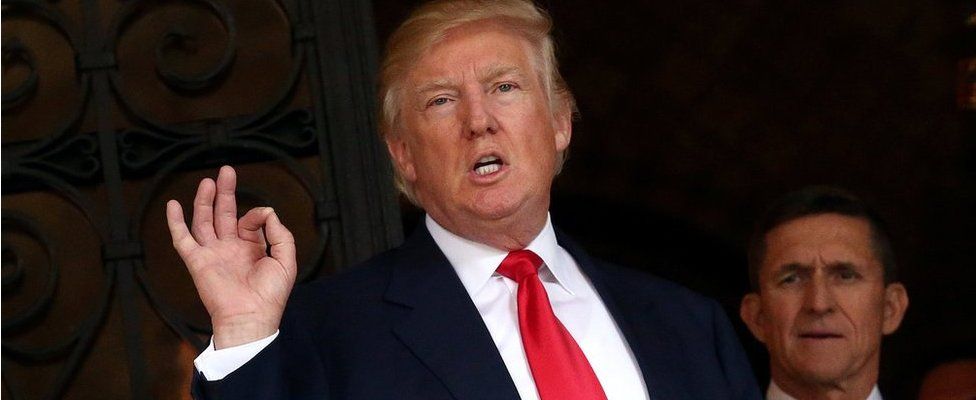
left=166, top=0, right=761, bottom=399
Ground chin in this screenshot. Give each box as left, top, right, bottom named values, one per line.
left=468, top=188, right=535, bottom=219
left=792, top=359, right=856, bottom=385
left=467, top=199, right=522, bottom=221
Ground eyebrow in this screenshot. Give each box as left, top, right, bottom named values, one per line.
left=775, top=263, right=806, bottom=275
left=413, top=65, right=525, bottom=95
left=774, top=261, right=861, bottom=275
left=481, top=64, right=523, bottom=84
left=414, top=78, right=456, bottom=96
left=826, top=262, right=859, bottom=272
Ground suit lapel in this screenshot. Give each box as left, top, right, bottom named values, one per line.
left=556, top=230, right=689, bottom=400
left=385, top=226, right=520, bottom=400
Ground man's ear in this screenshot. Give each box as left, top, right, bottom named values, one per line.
left=740, top=293, right=767, bottom=343
left=552, top=104, right=572, bottom=152
left=385, top=135, right=417, bottom=183
left=882, top=282, right=909, bottom=335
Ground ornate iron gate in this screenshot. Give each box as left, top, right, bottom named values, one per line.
left=1, top=0, right=402, bottom=398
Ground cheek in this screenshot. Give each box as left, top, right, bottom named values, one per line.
left=405, top=144, right=449, bottom=185
left=763, top=300, right=800, bottom=337
left=838, top=289, right=886, bottom=324
left=525, top=122, right=560, bottom=157
left=412, top=124, right=461, bottom=160
left=851, top=299, right=887, bottom=335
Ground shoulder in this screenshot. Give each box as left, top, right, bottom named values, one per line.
left=589, top=258, right=725, bottom=327
left=596, top=259, right=717, bottom=302
left=556, top=227, right=712, bottom=302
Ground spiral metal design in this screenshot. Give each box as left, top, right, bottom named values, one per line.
left=2, top=0, right=396, bottom=397
left=106, top=0, right=307, bottom=142
left=1, top=37, right=39, bottom=112
left=1, top=0, right=90, bottom=160
left=152, top=0, right=238, bottom=92
left=0, top=171, right=112, bottom=400
left=1, top=212, right=59, bottom=334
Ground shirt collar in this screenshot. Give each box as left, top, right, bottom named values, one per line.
left=425, top=213, right=578, bottom=298
left=767, top=380, right=882, bottom=400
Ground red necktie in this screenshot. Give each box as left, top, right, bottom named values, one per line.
left=496, top=250, right=608, bottom=400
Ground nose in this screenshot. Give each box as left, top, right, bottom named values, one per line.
left=462, top=92, right=497, bottom=138
left=803, top=275, right=835, bottom=315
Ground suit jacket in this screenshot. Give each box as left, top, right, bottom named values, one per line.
left=192, top=224, right=761, bottom=400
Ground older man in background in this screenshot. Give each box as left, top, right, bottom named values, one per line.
left=740, top=187, right=909, bottom=400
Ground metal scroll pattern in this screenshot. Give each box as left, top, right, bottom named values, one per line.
left=1, top=0, right=345, bottom=398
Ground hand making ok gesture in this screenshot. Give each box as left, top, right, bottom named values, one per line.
left=165, top=166, right=298, bottom=349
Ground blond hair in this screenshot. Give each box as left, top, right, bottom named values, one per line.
left=378, top=0, right=576, bottom=203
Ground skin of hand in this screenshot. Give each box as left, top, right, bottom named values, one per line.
left=166, top=165, right=298, bottom=349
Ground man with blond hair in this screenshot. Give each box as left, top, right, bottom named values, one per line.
left=168, top=1, right=761, bottom=399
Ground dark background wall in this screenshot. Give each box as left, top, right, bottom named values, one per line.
left=375, top=1, right=976, bottom=398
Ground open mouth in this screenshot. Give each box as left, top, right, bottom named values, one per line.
left=472, top=155, right=504, bottom=176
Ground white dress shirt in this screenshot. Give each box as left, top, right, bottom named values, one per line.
left=195, top=214, right=648, bottom=400
left=767, top=380, right=882, bottom=400
left=427, top=214, right=648, bottom=400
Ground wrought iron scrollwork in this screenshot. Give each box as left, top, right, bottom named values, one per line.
left=2, top=0, right=396, bottom=397
left=106, top=0, right=306, bottom=139
left=2, top=245, right=25, bottom=289
left=1, top=0, right=90, bottom=160
left=17, top=135, right=100, bottom=181
left=1, top=37, right=39, bottom=112
left=1, top=212, right=58, bottom=334
left=117, top=108, right=318, bottom=173
left=3, top=275, right=114, bottom=400
left=117, top=127, right=196, bottom=172
left=239, top=108, right=318, bottom=150
left=151, top=0, right=238, bottom=92
left=1, top=0, right=83, bottom=52
left=107, top=0, right=239, bottom=93
left=0, top=172, right=113, bottom=400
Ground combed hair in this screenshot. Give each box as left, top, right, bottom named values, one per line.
left=747, top=186, right=898, bottom=291
left=378, top=0, right=576, bottom=203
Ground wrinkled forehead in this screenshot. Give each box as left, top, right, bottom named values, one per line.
left=404, top=20, right=543, bottom=86
left=760, top=214, right=881, bottom=273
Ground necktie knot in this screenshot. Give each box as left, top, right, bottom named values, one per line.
left=497, top=249, right=544, bottom=282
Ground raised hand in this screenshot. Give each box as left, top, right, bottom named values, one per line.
left=166, top=166, right=297, bottom=349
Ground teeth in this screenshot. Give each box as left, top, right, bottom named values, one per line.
left=475, top=164, right=500, bottom=176
left=478, top=156, right=499, bottom=163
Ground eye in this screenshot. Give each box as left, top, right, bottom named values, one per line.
left=778, top=274, right=800, bottom=286
left=428, top=97, right=451, bottom=107
left=497, top=83, right=516, bottom=93
left=837, top=269, right=861, bottom=281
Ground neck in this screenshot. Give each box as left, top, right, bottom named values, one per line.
left=771, top=368, right=878, bottom=400
left=426, top=210, right=548, bottom=251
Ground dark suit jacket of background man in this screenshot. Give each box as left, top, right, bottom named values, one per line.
left=191, top=223, right=761, bottom=400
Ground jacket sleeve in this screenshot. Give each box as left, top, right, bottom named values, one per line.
left=711, top=299, right=763, bottom=400
left=190, top=302, right=329, bottom=399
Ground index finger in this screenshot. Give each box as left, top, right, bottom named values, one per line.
left=166, top=200, right=200, bottom=258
